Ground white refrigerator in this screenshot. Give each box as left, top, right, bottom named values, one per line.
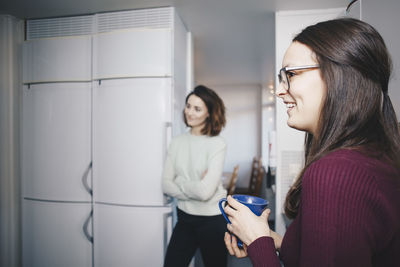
left=21, top=8, right=187, bottom=267
left=21, top=79, right=175, bottom=267
left=91, top=18, right=181, bottom=266
left=92, top=78, right=174, bottom=267
left=21, top=36, right=94, bottom=267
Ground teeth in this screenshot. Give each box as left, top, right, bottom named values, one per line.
left=286, top=103, right=296, bottom=108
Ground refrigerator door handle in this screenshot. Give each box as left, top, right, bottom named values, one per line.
left=83, top=209, right=93, bottom=243
left=164, top=122, right=173, bottom=205
left=164, top=122, right=172, bottom=162
left=163, top=211, right=173, bottom=256
left=82, top=161, right=93, bottom=195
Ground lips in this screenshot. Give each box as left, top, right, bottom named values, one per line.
left=284, top=101, right=297, bottom=115
left=284, top=101, right=297, bottom=108
left=286, top=103, right=296, bottom=108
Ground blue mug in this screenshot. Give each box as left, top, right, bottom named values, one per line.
left=219, top=194, right=268, bottom=247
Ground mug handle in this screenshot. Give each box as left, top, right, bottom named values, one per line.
left=219, top=197, right=244, bottom=248
left=218, top=198, right=231, bottom=224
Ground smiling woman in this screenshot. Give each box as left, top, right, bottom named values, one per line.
left=223, top=18, right=400, bottom=267
left=162, top=85, right=228, bottom=267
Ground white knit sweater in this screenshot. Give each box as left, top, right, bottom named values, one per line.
left=162, top=132, right=227, bottom=216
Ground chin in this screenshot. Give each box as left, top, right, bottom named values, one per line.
left=287, top=121, right=303, bottom=132
left=287, top=120, right=296, bottom=129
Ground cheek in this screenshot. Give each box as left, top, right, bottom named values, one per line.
left=184, top=109, right=191, bottom=120
left=304, top=90, right=325, bottom=126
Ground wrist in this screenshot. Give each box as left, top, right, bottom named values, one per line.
left=248, top=228, right=270, bottom=245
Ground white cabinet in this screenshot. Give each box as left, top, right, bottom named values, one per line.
left=22, top=200, right=93, bottom=267
left=23, top=36, right=92, bottom=83
left=21, top=81, right=92, bottom=202
left=93, top=203, right=172, bottom=267
left=22, top=32, right=93, bottom=267
left=93, top=29, right=172, bottom=79
left=92, top=78, right=171, bottom=206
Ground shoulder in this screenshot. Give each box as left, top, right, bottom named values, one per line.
left=307, top=149, right=398, bottom=178
left=206, top=135, right=227, bottom=148
left=300, top=149, right=400, bottom=255
left=169, top=133, right=226, bottom=150
left=168, top=133, right=190, bottom=151
left=303, top=148, right=400, bottom=198
left=170, top=133, right=189, bottom=143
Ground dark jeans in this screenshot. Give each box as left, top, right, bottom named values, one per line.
left=164, top=208, right=227, bottom=267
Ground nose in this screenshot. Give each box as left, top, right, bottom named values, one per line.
left=275, top=82, right=287, bottom=98
left=186, top=107, right=194, bottom=116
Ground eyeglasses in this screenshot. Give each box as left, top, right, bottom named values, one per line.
left=278, top=65, right=320, bottom=91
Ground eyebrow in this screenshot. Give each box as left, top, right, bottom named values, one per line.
left=187, top=103, right=202, bottom=108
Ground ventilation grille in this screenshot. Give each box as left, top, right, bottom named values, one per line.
left=26, top=7, right=173, bottom=39
left=27, top=15, right=94, bottom=40
left=97, top=7, right=173, bottom=33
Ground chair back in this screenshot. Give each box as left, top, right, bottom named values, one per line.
left=233, top=157, right=265, bottom=197
left=227, top=165, right=240, bottom=195
left=248, top=158, right=263, bottom=196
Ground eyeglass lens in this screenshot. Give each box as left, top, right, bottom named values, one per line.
left=279, top=69, right=289, bottom=90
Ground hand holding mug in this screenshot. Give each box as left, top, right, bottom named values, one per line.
left=219, top=195, right=269, bottom=247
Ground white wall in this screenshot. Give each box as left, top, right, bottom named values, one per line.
left=0, top=14, right=24, bottom=267
left=214, top=85, right=262, bottom=188
left=361, top=0, right=400, bottom=119
left=274, top=8, right=345, bottom=236
left=261, top=85, right=276, bottom=168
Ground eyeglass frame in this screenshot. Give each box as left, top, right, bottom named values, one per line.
left=278, top=65, right=320, bottom=91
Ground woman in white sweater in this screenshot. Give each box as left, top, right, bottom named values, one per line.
left=162, top=85, right=228, bottom=267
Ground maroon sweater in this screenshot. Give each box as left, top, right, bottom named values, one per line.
left=248, top=149, right=400, bottom=267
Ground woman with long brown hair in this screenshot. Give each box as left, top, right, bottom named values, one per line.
left=224, top=18, right=400, bottom=266
left=162, top=85, right=228, bottom=267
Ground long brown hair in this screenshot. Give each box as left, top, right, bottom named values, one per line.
left=183, top=85, right=226, bottom=136
left=284, top=18, right=400, bottom=219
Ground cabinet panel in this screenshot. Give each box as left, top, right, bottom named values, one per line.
left=22, top=200, right=93, bottom=267
left=93, top=203, right=172, bottom=267
left=21, top=83, right=92, bottom=201
left=93, top=78, right=171, bottom=205
left=93, top=29, right=172, bottom=79
left=23, top=36, right=92, bottom=83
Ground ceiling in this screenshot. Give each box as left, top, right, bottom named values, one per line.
left=0, top=0, right=349, bottom=86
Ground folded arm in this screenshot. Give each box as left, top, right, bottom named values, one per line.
left=175, top=144, right=226, bottom=201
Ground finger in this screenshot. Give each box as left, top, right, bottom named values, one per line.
left=231, top=235, right=240, bottom=252
left=224, top=232, right=235, bottom=255
left=226, top=223, right=233, bottom=234
left=227, top=233, right=246, bottom=258
left=232, top=235, right=247, bottom=258
left=231, top=235, right=246, bottom=257
left=260, top=208, right=271, bottom=221
left=243, top=243, right=248, bottom=254
left=224, top=204, right=237, bottom=216
left=226, top=195, right=242, bottom=210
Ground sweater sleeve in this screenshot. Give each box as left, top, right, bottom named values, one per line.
left=161, top=142, right=190, bottom=200
left=175, top=142, right=226, bottom=201
left=248, top=237, right=282, bottom=267
left=295, top=155, right=379, bottom=266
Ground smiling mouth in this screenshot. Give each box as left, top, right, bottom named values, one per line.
left=285, top=102, right=297, bottom=109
